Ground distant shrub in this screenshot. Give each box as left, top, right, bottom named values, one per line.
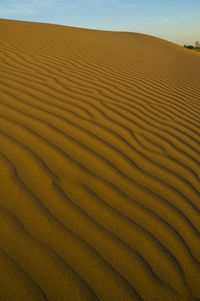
left=184, top=45, right=195, bottom=49
left=195, top=41, right=200, bottom=48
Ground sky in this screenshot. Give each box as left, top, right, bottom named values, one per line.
left=0, top=0, right=200, bottom=45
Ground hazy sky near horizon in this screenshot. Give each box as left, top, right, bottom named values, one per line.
left=0, top=0, right=199, bottom=45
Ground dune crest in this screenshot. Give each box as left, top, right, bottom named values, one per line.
left=0, top=19, right=200, bottom=301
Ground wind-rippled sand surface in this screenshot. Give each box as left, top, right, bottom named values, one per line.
left=0, top=19, right=200, bottom=301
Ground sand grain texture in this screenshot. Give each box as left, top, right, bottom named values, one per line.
left=0, top=19, right=200, bottom=301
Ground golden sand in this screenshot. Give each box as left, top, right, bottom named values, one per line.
left=0, top=19, right=200, bottom=301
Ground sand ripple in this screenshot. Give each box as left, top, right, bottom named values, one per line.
left=0, top=19, right=200, bottom=300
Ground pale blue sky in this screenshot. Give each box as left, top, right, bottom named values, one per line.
left=0, top=0, right=199, bottom=45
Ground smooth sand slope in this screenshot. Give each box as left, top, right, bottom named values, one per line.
left=0, top=19, right=200, bottom=301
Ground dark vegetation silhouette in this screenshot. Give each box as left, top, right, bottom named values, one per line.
left=184, top=45, right=194, bottom=49
left=184, top=41, right=200, bottom=50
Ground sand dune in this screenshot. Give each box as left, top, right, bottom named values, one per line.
left=0, top=19, right=200, bottom=301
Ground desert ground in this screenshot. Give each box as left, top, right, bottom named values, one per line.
left=0, top=19, right=200, bottom=301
